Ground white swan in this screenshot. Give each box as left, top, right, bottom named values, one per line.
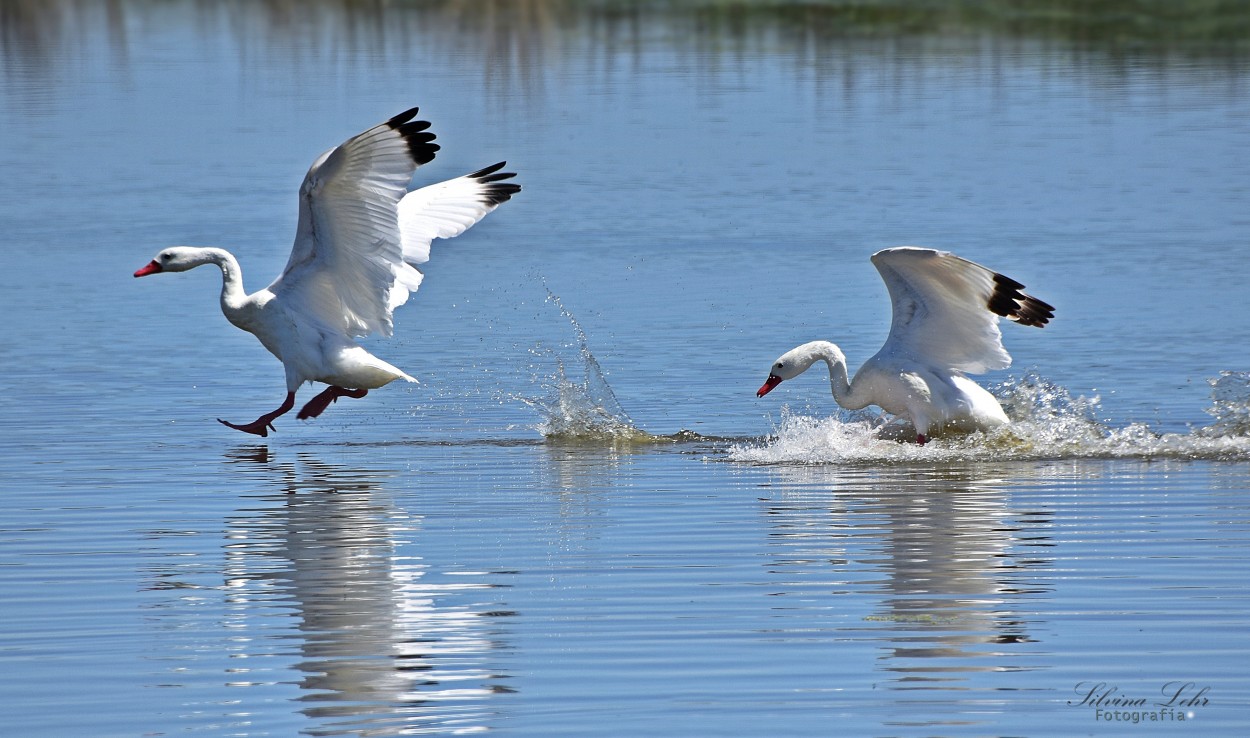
left=135, top=108, right=520, bottom=436
left=756, top=247, right=1053, bottom=444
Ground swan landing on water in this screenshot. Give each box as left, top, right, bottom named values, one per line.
left=757, top=247, right=1054, bottom=445
left=134, top=108, right=520, bottom=437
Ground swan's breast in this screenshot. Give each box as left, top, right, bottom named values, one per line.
left=854, top=361, right=930, bottom=417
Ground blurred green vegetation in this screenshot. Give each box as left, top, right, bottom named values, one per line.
left=2, top=0, right=1247, bottom=66
left=430, top=0, right=1249, bottom=51
left=662, top=0, right=1249, bottom=46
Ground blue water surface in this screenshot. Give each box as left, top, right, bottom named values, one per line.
left=2, top=3, right=1250, bottom=736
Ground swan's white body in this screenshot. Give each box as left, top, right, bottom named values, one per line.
left=135, top=108, right=520, bottom=436
left=757, top=247, right=1053, bottom=443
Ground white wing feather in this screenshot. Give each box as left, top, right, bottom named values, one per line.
left=872, top=247, right=1024, bottom=374
left=389, top=163, right=521, bottom=309
left=270, top=109, right=439, bottom=338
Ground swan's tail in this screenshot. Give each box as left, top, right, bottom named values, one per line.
left=331, top=347, right=418, bottom=388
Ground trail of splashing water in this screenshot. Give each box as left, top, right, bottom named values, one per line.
left=729, top=371, right=1250, bottom=464
left=1201, top=371, right=1250, bottom=437
left=517, top=289, right=658, bottom=443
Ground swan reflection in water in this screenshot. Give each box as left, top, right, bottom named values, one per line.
left=760, top=466, right=1053, bottom=693
left=222, top=447, right=513, bottom=736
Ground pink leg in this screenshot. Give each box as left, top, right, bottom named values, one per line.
left=917, top=433, right=928, bottom=445
left=297, top=386, right=368, bottom=420
left=219, top=392, right=295, bottom=438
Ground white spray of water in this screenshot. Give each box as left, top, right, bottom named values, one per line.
left=729, top=371, right=1250, bottom=464
left=512, top=291, right=1250, bottom=459
left=518, top=289, right=655, bottom=442
left=1201, top=371, right=1250, bottom=437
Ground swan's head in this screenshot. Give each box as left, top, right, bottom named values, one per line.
left=757, top=348, right=808, bottom=397
left=756, top=342, right=839, bottom=397
left=133, top=247, right=216, bottom=277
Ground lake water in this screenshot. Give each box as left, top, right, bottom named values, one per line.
left=3, top=2, right=1250, bottom=735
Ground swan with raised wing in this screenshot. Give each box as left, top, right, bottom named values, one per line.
left=756, top=247, right=1054, bottom=444
left=135, top=108, right=520, bottom=436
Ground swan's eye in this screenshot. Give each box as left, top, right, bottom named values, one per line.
left=160, top=253, right=171, bottom=262
left=775, top=362, right=785, bottom=370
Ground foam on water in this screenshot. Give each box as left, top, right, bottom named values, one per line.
left=729, top=371, right=1250, bottom=464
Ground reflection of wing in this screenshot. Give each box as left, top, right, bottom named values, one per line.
left=871, top=247, right=1053, bottom=374
left=271, top=108, right=440, bottom=338
left=390, top=163, right=521, bottom=308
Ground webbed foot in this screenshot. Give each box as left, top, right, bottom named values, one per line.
left=297, top=386, right=368, bottom=420
left=216, top=392, right=296, bottom=436
left=218, top=417, right=275, bottom=437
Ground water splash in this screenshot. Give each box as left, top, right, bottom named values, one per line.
left=518, top=289, right=656, bottom=443
left=729, top=372, right=1250, bottom=464
left=1200, top=371, right=1250, bottom=437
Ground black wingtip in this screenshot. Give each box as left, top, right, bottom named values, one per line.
left=989, top=273, right=1054, bottom=328
left=470, top=161, right=521, bottom=205
left=387, top=107, right=420, bottom=127
left=386, top=107, right=439, bottom=165
left=468, top=161, right=515, bottom=182
left=389, top=113, right=439, bottom=166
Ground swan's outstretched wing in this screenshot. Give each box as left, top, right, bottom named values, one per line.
left=271, top=108, right=440, bottom=338
left=388, top=162, right=521, bottom=309
left=871, top=247, right=1053, bottom=374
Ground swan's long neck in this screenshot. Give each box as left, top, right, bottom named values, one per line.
left=795, top=341, right=868, bottom=411
left=199, top=248, right=249, bottom=318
